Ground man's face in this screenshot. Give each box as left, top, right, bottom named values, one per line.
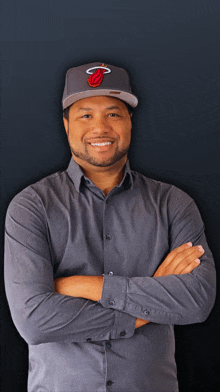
left=63, top=96, right=132, bottom=169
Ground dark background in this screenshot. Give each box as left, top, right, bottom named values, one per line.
left=1, top=1, right=220, bottom=391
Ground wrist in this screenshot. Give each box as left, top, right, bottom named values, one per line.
left=54, top=275, right=103, bottom=301
left=83, top=275, right=103, bottom=301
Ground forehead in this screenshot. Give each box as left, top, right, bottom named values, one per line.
left=70, top=95, right=128, bottom=111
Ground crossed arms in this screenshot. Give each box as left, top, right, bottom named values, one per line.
left=54, top=242, right=204, bottom=329
left=4, top=187, right=216, bottom=345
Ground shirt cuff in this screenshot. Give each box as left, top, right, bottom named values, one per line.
left=99, top=274, right=182, bottom=325
left=100, top=274, right=128, bottom=311
left=110, top=310, right=136, bottom=340
left=99, top=274, right=136, bottom=339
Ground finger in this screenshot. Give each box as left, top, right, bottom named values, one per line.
left=159, top=245, right=204, bottom=275
left=178, top=258, right=200, bottom=275
left=164, top=244, right=203, bottom=270
left=176, top=245, right=204, bottom=263
left=153, top=243, right=193, bottom=277
left=153, top=243, right=204, bottom=277
left=173, top=246, right=204, bottom=274
left=163, top=242, right=193, bottom=265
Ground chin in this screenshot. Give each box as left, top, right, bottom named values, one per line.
left=71, top=145, right=129, bottom=168
left=85, top=157, right=122, bottom=168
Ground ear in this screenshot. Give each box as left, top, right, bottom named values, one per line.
left=63, top=117, right=68, bottom=135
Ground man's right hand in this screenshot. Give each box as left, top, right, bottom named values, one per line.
left=135, top=242, right=204, bottom=328
left=153, top=242, right=204, bottom=277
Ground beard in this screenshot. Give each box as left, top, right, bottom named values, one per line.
left=68, top=139, right=130, bottom=167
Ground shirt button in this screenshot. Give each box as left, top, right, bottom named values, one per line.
left=108, top=271, right=114, bottom=276
left=143, top=310, right=149, bottom=315
left=106, top=199, right=109, bottom=204
left=106, top=341, right=112, bottom=348
left=107, top=380, right=113, bottom=386
left=120, top=330, right=126, bottom=336
left=86, top=338, right=92, bottom=342
left=109, top=300, right=115, bottom=306
left=106, top=234, right=112, bottom=240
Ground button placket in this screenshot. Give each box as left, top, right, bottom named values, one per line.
left=106, top=341, right=112, bottom=348
left=103, top=197, right=114, bottom=276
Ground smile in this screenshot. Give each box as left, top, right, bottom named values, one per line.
left=90, top=142, right=113, bottom=146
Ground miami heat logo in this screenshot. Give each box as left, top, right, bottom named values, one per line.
left=86, top=64, right=111, bottom=87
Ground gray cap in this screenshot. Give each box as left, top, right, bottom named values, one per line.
left=62, top=62, right=138, bottom=110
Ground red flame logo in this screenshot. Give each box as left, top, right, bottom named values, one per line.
left=87, top=66, right=107, bottom=88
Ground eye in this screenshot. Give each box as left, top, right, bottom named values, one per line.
left=82, top=114, right=91, bottom=118
left=108, top=113, right=119, bottom=117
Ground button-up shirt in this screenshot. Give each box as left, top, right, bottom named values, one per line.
left=4, top=159, right=216, bottom=392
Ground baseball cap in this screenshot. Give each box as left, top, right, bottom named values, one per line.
left=62, top=62, right=138, bottom=110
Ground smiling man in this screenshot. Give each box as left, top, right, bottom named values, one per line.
left=4, top=62, right=216, bottom=392
left=64, top=96, right=132, bottom=168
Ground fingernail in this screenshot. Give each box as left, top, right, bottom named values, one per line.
left=187, top=242, right=192, bottom=247
left=197, top=245, right=204, bottom=252
left=195, top=259, right=200, bottom=264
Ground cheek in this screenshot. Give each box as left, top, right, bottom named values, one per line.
left=67, top=133, right=79, bottom=150
left=67, top=126, right=83, bottom=144
left=121, top=126, right=131, bottom=144
left=114, top=121, right=131, bottom=139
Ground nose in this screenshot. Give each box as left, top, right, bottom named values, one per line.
left=91, top=115, right=111, bottom=134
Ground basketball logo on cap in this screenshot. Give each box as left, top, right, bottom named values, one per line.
left=86, top=64, right=111, bottom=88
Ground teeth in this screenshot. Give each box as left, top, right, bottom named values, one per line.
left=91, top=142, right=112, bottom=146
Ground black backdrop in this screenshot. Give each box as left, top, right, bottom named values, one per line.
left=1, top=1, right=220, bottom=391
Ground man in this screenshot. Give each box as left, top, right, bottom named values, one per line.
left=4, top=62, right=216, bottom=392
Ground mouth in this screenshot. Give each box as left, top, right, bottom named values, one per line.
left=87, top=139, right=115, bottom=152
left=90, top=141, right=113, bottom=147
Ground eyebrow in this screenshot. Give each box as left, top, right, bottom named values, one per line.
left=77, top=107, right=93, bottom=112
left=77, top=105, right=121, bottom=112
left=105, top=105, right=121, bottom=110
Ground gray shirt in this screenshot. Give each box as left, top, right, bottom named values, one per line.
left=4, top=158, right=216, bottom=392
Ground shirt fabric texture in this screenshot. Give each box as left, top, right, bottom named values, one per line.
left=4, top=158, right=216, bottom=392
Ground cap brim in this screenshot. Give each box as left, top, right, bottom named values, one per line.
left=63, top=89, right=138, bottom=109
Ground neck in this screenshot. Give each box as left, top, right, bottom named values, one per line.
left=73, top=156, right=127, bottom=196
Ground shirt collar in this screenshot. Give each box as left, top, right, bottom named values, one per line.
left=66, top=158, right=133, bottom=193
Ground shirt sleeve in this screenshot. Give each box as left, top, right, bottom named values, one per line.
left=100, top=187, right=216, bottom=325
left=4, top=189, right=136, bottom=345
